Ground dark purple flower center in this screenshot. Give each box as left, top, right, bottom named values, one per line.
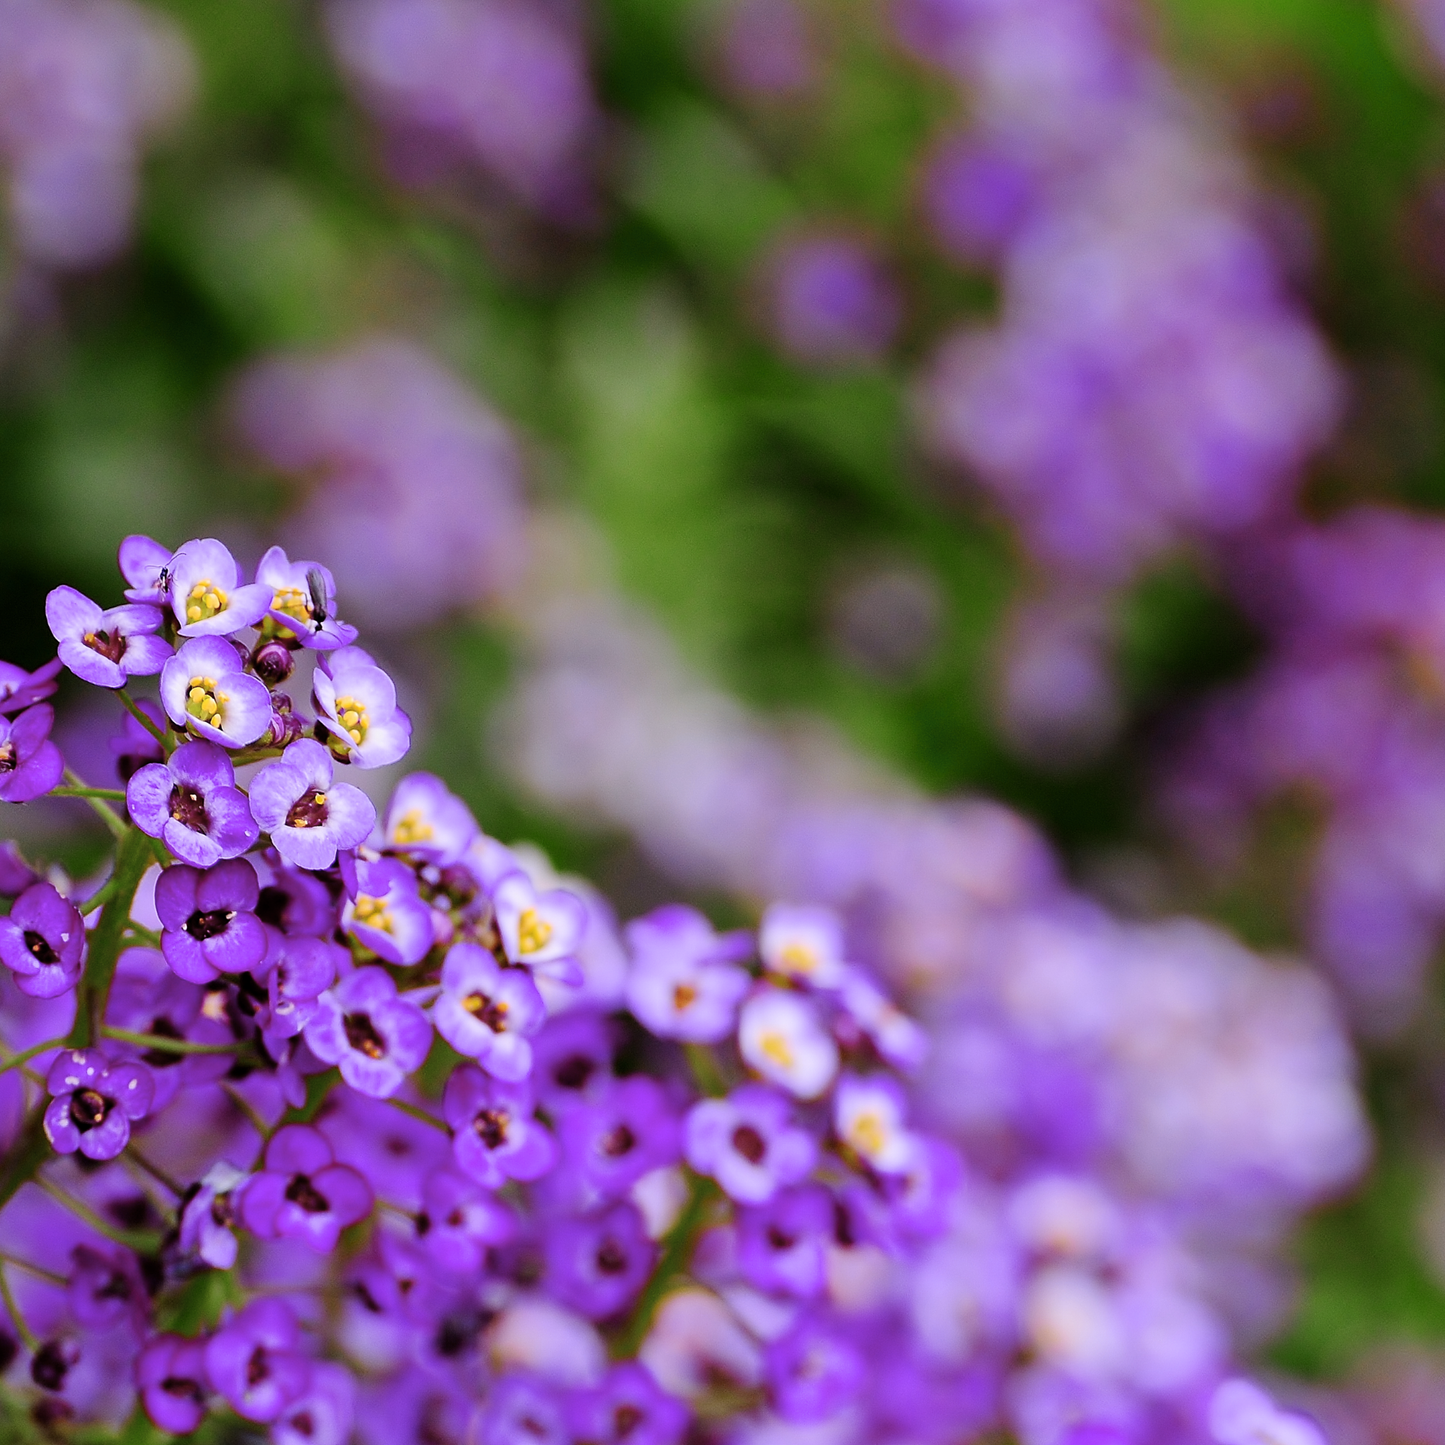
left=615, top=1404, right=644, bottom=1437
left=462, top=991, right=508, bottom=1032
left=24, top=930, right=59, bottom=965
left=343, top=1012, right=387, bottom=1059
left=161, top=1376, right=206, bottom=1403
left=731, top=1125, right=767, bottom=1164
left=143, top=1016, right=186, bottom=1069
left=833, top=1201, right=856, bottom=1248
left=82, top=629, right=127, bottom=663
left=554, top=1054, right=596, bottom=1091
left=211, top=1192, right=236, bottom=1228
left=766, top=1226, right=796, bottom=1251
left=288, top=1409, right=316, bottom=1438
left=473, top=1108, right=509, bottom=1149
left=168, top=785, right=209, bottom=833
left=69, top=1089, right=112, bottom=1133
left=596, top=1238, right=628, bottom=1275
left=31, top=1340, right=73, bottom=1391
left=246, top=1347, right=271, bottom=1388
left=601, top=1124, right=636, bottom=1158
left=95, top=1268, right=132, bottom=1302
left=256, top=886, right=289, bottom=929
left=284, top=1174, right=331, bottom=1214
left=185, top=908, right=235, bottom=941
left=285, top=790, right=330, bottom=829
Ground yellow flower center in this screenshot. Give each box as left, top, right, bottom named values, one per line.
left=186, top=675, right=228, bottom=725
left=392, top=807, right=434, bottom=846
left=354, top=894, right=393, bottom=934
left=516, top=908, right=553, bottom=956
left=673, top=983, right=698, bottom=1012
left=267, top=585, right=312, bottom=638
left=185, top=580, right=228, bottom=624
left=334, top=694, right=369, bottom=747
left=847, top=1111, right=887, bottom=1159
left=759, top=1031, right=795, bottom=1069
left=778, top=942, right=819, bottom=975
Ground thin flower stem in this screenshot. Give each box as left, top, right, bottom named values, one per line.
left=0, top=1252, right=66, bottom=1287
left=0, top=1261, right=38, bottom=1351
left=78, top=883, right=115, bottom=916
left=684, top=1043, right=728, bottom=1098
left=121, top=925, right=162, bottom=949
left=61, top=767, right=127, bottom=840
left=100, top=1027, right=241, bottom=1056
left=381, top=1096, right=449, bottom=1133
left=377, top=1198, right=418, bottom=1221
left=222, top=1084, right=274, bottom=1143
left=125, top=1143, right=185, bottom=1200
left=0, top=1037, right=68, bottom=1075
left=50, top=786, right=128, bottom=801
left=35, top=1176, right=161, bottom=1253
left=118, top=689, right=167, bottom=745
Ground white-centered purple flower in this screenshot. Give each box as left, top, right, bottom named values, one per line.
left=383, top=771, right=479, bottom=864
left=491, top=868, right=587, bottom=984
left=240, top=1123, right=375, bottom=1253
left=154, top=859, right=268, bottom=983
left=118, top=533, right=175, bottom=606
left=342, top=857, right=435, bottom=964
left=43, top=1048, right=154, bottom=1160
left=255, top=545, right=359, bottom=651
left=433, top=941, right=546, bottom=1080
left=759, top=902, right=847, bottom=988
left=313, top=645, right=411, bottom=768
left=272, top=1361, right=354, bottom=1445
left=0, top=703, right=64, bottom=804
left=444, top=1064, right=557, bottom=1187
left=0, top=880, right=85, bottom=998
left=126, top=739, right=260, bottom=867
left=178, top=1159, right=248, bottom=1269
left=0, top=656, right=61, bottom=715
left=137, top=1333, right=211, bottom=1435
left=835, top=967, right=928, bottom=1073
left=833, top=1073, right=913, bottom=1174
left=738, top=988, right=839, bottom=1100
left=624, top=905, right=752, bottom=1043
left=558, top=1075, right=683, bottom=1203
left=160, top=635, right=272, bottom=748
left=1209, top=1379, right=1327, bottom=1445
left=203, top=1298, right=312, bottom=1423
left=45, top=584, right=170, bottom=688
left=304, top=965, right=433, bottom=1096
left=685, top=1084, right=817, bottom=1204
left=168, top=536, right=273, bottom=638
left=250, top=738, right=377, bottom=871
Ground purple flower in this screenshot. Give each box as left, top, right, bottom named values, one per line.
left=178, top=1161, right=249, bottom=1269
left=273, top=1361, right=355, bottom=1445
left=685, top=1084, right=817, bottom=1204
left=836, top=967, right=928, bottom=1073
left=761, top=231, right=902, bottom=366
left=256, top=860, right=338, bottom=943
left=240, top=1124, right=375, bottom=1253
left=417, top=1166, right=517, bottom=1274
left=119, top=534, right=175, bottom=606
left=250, top=739, right=377, bottom=871
left=736, top=1184, right=832, bottom=1299
left=155, top=860, right=268, bottom=983
left=383, top=772, right=478, bottom=863
left=342, top=858, right=435, bottom=965
left=0, top=656, right=61, bottom=715
left=738, top=988, right=839, bottom=1099
left=0, top=841, right=38, bottom=895
left=203, top=1298, right=312, bottom=1423
left=545, top=1201, right=656, bottom=1320
left=759, top=902, right=847, bottom=988
left=67, top=1243, right=147, bottom=1329
left=479, top=1373, right=570, bottom=1445
left=313, top=645, right=412, bottom=768
left=260, top=934, right=343, bottom=1041
left=922, top=131, right=1040, bottom=265
left=765, top=1316, right=865, bottom=1423
left=126, top=740, right=260, bottom=868
left=624, top=905, right=752, bottom=1043
left=168, top=537, right=273, bottom=638
left=136, top=1333, right=210, bottom=1434
left=45, top=585, right=170, bottom=688
left=0, top=703, right=64, bottom=803
left=1209, top=1379, right=1327, bottom=1445
left=255, top=545, right=359, bottom=651
left=443, top=1065, right=557, bottom=1187
left=491, top=868, right=586, bottom=983
left=160, top=635, right=273, bottom=748
left=43, top=1048, right=154, bottom=1160
left=834, top=1073, right=914, bottom=1174
left=432, top=942, right=546, bottom=1080
left=304, top=966, right=432, bottom=1097
left=0, top=881, right=85, bottom=998
left=559, top=1076, right=682, bottom=1201
left=568, top=1362, right=689, bottom=1445
left=531, top=1010, right=615, bottom=1113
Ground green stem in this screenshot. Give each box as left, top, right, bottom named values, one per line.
left=79, top=883, right=114, bottom=916
left=0, top=1261, right=38, bottom=1350
left=121, top=925, right=162, bottom=949
left=126, top=1144, right=184, bottom=1200
left=69, top=828, right=155, bottom=1048
left=382, top=1095, right=450, bottom=1133
left=118, top=690, right=167, bottom=746
left=0, top=1111, right=52, bottom=1210
left=0, top=1252, right=65, bottom=1287
left=50, top=786, right=128, bottom=801
left=0, top=1037, right=68, bottom=1076
left=684, top=1043, right=729, bottom=1098
left=35, top=1176, right=161, bottom=1253
left=100, top=1027, right=241, bottom=1056
left=61, top=767, right=127, bottom=840
left=221, top=1084, right=273, bottom=1143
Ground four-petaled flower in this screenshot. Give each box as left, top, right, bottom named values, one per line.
left=203, top=1298, right=313, bottom=1423
left=625, top=905, right=752, bottom=1043
left=382, top=771, right=478, bottom=863
left=443, top=1064, right=556, bottom=1187
left=491, top=869, right=587, bottom=984
left=432, top=941, right=546, bottom=1081
left=43, top=1048, right=154, bottom=1160
left=161, top=635, right=273, bottom=748
left=118, top=533, right=175, bottom=607
left=0, top=657, right=61, bottom=715
left=545, top=1201, right=656, bottom=1321
left=0, top=704, right=64, bottom=804
left=304, top=966, right=433, bottom=1097
left=738, top=988, right=839, bottom=1100
left=154, top=859, right=268, bottom=983
left=0, top=880, right=85, bottom=997
left=126, top=739, right=260, bottom=868
left=313, top=645, right=412, bottom=768
left=759, top=902, right=847, bottom=988
left=136, top=1333, right=211, bottom=1435
left=685, top=1084, right=817, bottom=1204
left=178, top=1160, right=249, bottom=1269
left=250, top=738, right=376, bottom=871
left=342, top=857, right=435, bottom=965
left=167, top=537, right=273, bottom=638
left=255, top=545, right=359, bottom=650
left=833, top=1073, right=914, bottom=1174
left=240, top=1124, right=375, bottom=1253
left=46, top=585, right=170, bottom=688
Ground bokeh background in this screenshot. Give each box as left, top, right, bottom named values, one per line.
left=13, top=0, right=1445, bottom=1428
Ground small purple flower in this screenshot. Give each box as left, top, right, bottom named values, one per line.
left=110, top=699, right=166, bottom=781
left=136, top=1333, right=210, bottom=1434
left=492, top=868, right=587, bottom=983
left=255, top=545, right=359, bottom=651
left=0, top=841, right=38, bottom=895
left=178, top=1161, right=249, bottom=1269
left=383, top=771, right=479, bottom=863
left=762, top=231, right=902, bottom=366
left=43, top=1048, right=154, bottom=1160
left=45, top=585, right=171, bottom=689
left=0, top=656, right=61, bottom=715
left=545, top=1201, right=656, bottom=1321
left=0, top=881, right=85, bottom=998
left=342, top=857, right=435, bottom=965
left=559, top=1076, right=683, bottom=1201
left=432, top=942, right=546, bottom=1080
left=160, top=635, right=273, bottom=748
left=256, top=861, right=338, bottom=942
left=118, top=533, right=175, bottom=606
left=304, top=966, right=433, bottom=1097
left=765, top=1316, right=865, bottom=1423
left=531, top=1010, right=615, bottom=1113
left=273, top=1361, right=355, bottom=1445
left=250, top=739, right=376, bottom=871
left=313, top=645, right=412, bottom=768
left=624, top=904, right=752, bottom=1043
left=685, top=1084, right=817, bottom=1204
left=417, top=1166, right=517, bottom=1274
left=443, top=1065, right=557, bottom=1187
left=68, top=1243, right=147, bottom=1329
left=260, top=934, right=342, bottom=1041
left=759, top=902, right=846, bottom=988
left=203, top=1298, right=312, bottom=1423
left=836, top=967, right=927, bottom=1073
left=1209, top=1379, right=1327, bottom=1445
left=481, top=1374, right=570, bottom=1445
left=736, top=1184, right=832, bottom=1299
left=834, top=1073, right=914, bottom=1174
left=240, top=1124, right=375, bottom=1253
left=568, top=1362, right=689, bottom=1445
left=168, top=537, right=273, bottom=638
left=155, top=860, right=268, bottom=983
left=738, top=988, right=839, bottom=1099
left=0, top=703, right=64, bottom=803
left=126, top=740, right=260, bottom=868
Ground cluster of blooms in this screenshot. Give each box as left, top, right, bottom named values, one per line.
left=0, top=0, right=192, bottom=269
left=898, top=0, right=1340, bottom=755
left=322, top=0, right=598, bottom=221
left=230, top=338, right=529, bottom=632
left=0, top=543, right=1349, bottom=1443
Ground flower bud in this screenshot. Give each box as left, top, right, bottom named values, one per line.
left=263, top=695, right=306, bottom=748
left=251, top=639, right=295, bottom=687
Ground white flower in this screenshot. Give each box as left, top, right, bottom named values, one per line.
left=738, top=989, right=839, bottom=1100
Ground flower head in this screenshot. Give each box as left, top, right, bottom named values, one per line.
left=417, top=1166, right=517, bottom=1274
left=168, top=537, right=273, bottom=638
left=155, top=859, right=268, bottom=983
left=342, top=857, right=435, bottom=964
left=43, top=1048, right=154, bottom=1160
left=240, top=1124, right=375, bottom=1253
left=443, top=1064, right=557, bottom=1187
left=68, top=1243, right=148, bottom=1329
left=273, top=1362, right=355, bottom=1445
left=136, top=1333, right=211, bottom=1434
left=559, top=1075, right=683, bottom=1203
left=313, top=645, right=411, bottom=768
left=492, top=868, right=587, bottom=983
left=624, top=905, right=752, bottom=1043
left=545, top=1201, right=656, bottom=1321
left=178, top=1160, right=249, bottom=1269
left=0, top=704, right=64, bottom=804
left=0, top=881, right=84, bottom=997
left=433, top=942, right=546, bottom=1080
left=685, top=1084, right=817, bottom=1204
left=304, top=966, right=432, bottom=1096
left=0, top=656, right=61, bottom=715
left=567, top=1362, right=689, bottom=1445
left=738, top=988, right=839, bottom=1099
left=736, top=1184, right=833, bottom=1300
left=126, top=740, right=260, bottom=868
left=255, top=545, right=359, bottom=650
left=203, top=1298, right=312, bottom=1422
left=251, top=739, right=377, bottom=871
left=834, top=1073, right=914, bottom=1174
left=759, top=902, right=847, bottom=988
left=383, top=772, right=479, bottom=863
left=46, top=585, right=170, bottom=688
left=1209, top=1379, right=1327, bottom=1445
left=160, top=635, right=272, bottom=748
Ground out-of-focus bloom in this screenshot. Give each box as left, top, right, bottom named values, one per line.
left=0, top=880, right=84, bottom=996
left=126, top=740, right=260, bottom=868
left=154, top=859, right=268, bottom=983
left=1209, top=1378, right=1327, bottom=1445
left=343, top=857, right=434, bottom=964
left=760, top=231, right=902, bottom=366
left=0, top=702, right=62, bottom=802
left=46, top=585, right=169, bottom=687
left=0, top=656, right=61, bottom=714
left=443, top=1063, right=556, bottom=1186
left=178, top=1160, right=248, bottom=1269
left=568, top=1362, right=689, bottom=1445
left=250, top=738, right=376, bottom=871
left=738, top=987, right=839, bottom=1098
left=558, top=1075, right=682, bottom=1201
left=492, top=868, right=586, bottom=983
left=383, top=772, right=478, bottom=863
left=736, top=1183, right=831, bottom=1298
left=273, top=1362, right=355, bottom=1445
left=136, top=1334, right=210, bottom=1434
left=545, top=1201, right=657, bottom=1320
left=417, top=1167, right=516, bottom=1273
left=204, top=1298, right=312, bottom=1423
left=759, top=902, right=846, bottom=988
left=240, top=1124, right=375, bottom=1253
left=305, top=966, right=432, bottom=1096
left=625, top=904, right=752, bottom=1043
left=686, top=1084, right=816, bottom=1203
left=834, top=1073, right=913, bottom=1174
left=160, top=635, right=272, bottom=748
left=43, top=1047, right=153, bottom=1160
left=431, top=941, right=546, bottom=1079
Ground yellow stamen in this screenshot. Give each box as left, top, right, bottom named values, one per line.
left=184, top=579, right=229, bottom=624
left=516, top=908, right=553, bottom=956
left=334, top=694, right=368, bottom=748
left=392, top=807, right=435, bottom=846
left=354, top=894, right=393, bottom=934
left=759, top=1031, right=794, bottom=1069
left=778, top=941, right=819, bottom=975
left=185, top=676, right=228, bottom=727
left=673, top=983, right=698, bottom=1012
left=847, top=1111, right=887, bottom=1158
